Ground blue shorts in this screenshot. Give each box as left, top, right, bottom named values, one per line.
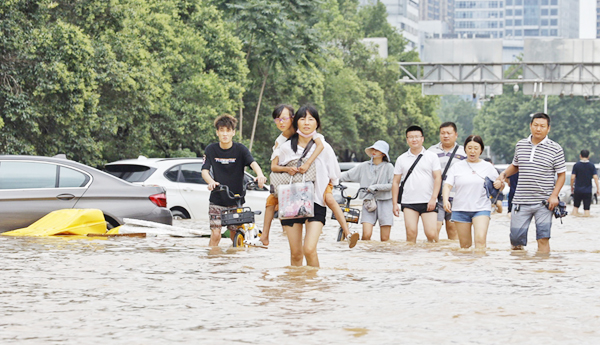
left=510, top=203, right=552, bottom=246
left=451, top=210, right=491, bottom=223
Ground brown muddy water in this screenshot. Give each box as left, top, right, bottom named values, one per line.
left=2, top=205, right=600, bottom=344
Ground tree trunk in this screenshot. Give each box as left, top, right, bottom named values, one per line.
left=238, top=98, right=243, bottom=140
left=249, top=61, right=272, bottom=152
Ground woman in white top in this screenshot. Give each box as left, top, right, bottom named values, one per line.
left=274, top=105, right=341, bottom=267
left=442, top=135, right=503, bottom=250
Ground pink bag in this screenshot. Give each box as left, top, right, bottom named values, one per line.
left=277, top=178, right=315, bottom=220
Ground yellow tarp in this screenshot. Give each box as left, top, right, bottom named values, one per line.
left=2, top=209, right=107, bottom=237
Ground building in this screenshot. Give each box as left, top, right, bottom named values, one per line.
left=597, top=0, right=600, bottom=38
left=503, top=0, right=579, bottom=39
left=420, top=0, right=455, bottom=32
left=360, top=0, right=420, bottom=51
left=454, top=1, right=505, bottom=39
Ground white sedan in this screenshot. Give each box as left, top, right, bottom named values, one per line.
left=105, top=157, right=269, bottom=221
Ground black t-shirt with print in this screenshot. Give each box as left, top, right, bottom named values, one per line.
left=202, top=142, right=255, bottom=206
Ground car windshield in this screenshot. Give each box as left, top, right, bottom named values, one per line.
left=105, top=164, right=156, bottom=182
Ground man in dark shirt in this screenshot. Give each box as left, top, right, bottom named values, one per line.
left=571, top=149, right=600, bottom=217
left=201, top=114, right=267, bottom=246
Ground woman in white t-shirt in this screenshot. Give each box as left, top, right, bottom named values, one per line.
left=442, top=135, right=503, bottom=250
left=275, top=105, right=341, bottom=267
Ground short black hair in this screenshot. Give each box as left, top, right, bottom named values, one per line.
left=530, top=112, right=550, bottom=125
left=272, top=104, right=295, bottom=119
left=406, top=125, right=423, bottom=136
left=464, top=135, right=485, bottom=152
left=214, top=114, right=237, bottom=130
left=439, top=122, right=457, bottom=132
left=293, top=105, right=321, bottom=130
left=581, top=149, right=590, bottom=158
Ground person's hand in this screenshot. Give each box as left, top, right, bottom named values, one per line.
left=547, top=195, right=559, bottom=210
left=597, top=190, right=600, bottom=197
left=367, top=185, right=377, bottom=194
left=393, top=203, right=400, bottom=217
left=255, top=176, right=267, bottom=189
left=443, top=199, right=452, bottom=213
left=427, top=198, right=437, bottom=212
left=287, top=166, right=298, bottom=176
left=208, top=181, right=220, bottom=191
left=298, top=162, right=310, bottom=173
left=493, top=177, right=504, bottom=189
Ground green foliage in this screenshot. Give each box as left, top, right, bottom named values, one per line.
left=438, top=96, right=478, bottom=143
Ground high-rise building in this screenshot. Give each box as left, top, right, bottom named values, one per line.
left=420, top=0, right=455, bottom=32
left=454, top=1, right=505, bottom=38
left=359, top=0, right=420, bottom=50
left=503, top=0, right=578, bottom=39
left=597, top=0, right=600, bottom=38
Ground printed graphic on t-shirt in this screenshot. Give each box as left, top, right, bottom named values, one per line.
left=215, top=158, right=236, bottom=164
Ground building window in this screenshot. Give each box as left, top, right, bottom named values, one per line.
left=515, top=19, right=522, bottom=26
left=541, top=9, right=548, bottom=15
left=516, top=0, right=522, bottom=5
left=506, top=29, right=513, bottom=36
left=541, top=0, right=548, bottom=4
left=550, top=9, right=558, bottom=15
left=506, top=9, right=513, bottom=16
left=506, top=0, right=513, bottom=5
left=550, top=19, right=557, bottom=25
left=524, top=0, right=539, bottom=5
left=515, top=9, right=522, bottom=16
left=550, top=0, right=557, bottom=4
left=541, top=19, right=548, bottom=25
left=524, top=29, right=539, bottom=36
left=550, top=29, right=558, bottom=36
left=506, top=19, right=513, bottom=26
left=541, top=29, right=549, bottom=36
left=515, top=29, right=522, bottom=36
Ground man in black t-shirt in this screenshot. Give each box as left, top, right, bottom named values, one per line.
left=571, top=149, right=600, bottom=217
left=201, top=114, right=267, bottom=246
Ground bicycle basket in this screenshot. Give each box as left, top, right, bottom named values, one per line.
left=220, top=207, right=255, bottom=226
left=331, top=206, right=360, bottom=224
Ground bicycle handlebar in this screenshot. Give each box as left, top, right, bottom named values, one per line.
left=334, top=185, right=369, bottom=200
left=214, top=181, right=256, bottom=200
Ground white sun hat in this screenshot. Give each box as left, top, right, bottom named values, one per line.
left=365, top=140, right=390, bottom=162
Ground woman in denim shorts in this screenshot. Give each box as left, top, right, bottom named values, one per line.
left=441, top=135, right=503, bottom=250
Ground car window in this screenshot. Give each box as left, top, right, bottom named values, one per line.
left=0, top=161, right=57, bottom=189
left=180, top=163, right=207, bottom=184
left=164, top=165, right=180, bottom=182
left=105, top=164, right=156, bottom=182
left=59, top=166, right=90, bottom=187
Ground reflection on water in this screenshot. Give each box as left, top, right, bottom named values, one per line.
left=2, top=205, right=600, bottom=343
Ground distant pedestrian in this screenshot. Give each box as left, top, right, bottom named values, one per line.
left=494, top=113, right=566, bottom=253
left=340, top=140, right=394, bottom=241
left=442, top=136, right=501, bottom=250
left=392, top=125, right=442, bottom=243
left=571, top=149, right=600, bottom=217
left=428, top=122, right=466, bottom=241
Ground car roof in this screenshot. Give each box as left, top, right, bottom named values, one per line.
left=106, top=157, right=204, bottom=167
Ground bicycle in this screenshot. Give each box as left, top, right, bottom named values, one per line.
left=332, top=185, right=369, bottom=241
left=215, top=182, right=265, bottom=248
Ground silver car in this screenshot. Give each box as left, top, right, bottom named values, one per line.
left=0, top=155, right=173, bottom=232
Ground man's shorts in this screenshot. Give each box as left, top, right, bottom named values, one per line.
left=451, top=210, right=491, bottom=223
left=280, top=204, right=327, bottom=227
left=573, top=192, right=592, bottom=210
left=361, top=199, right=394, bottom=226
left=401, top=203, right=438, bottom=215
left=209, top=203, right=238, bottom=231
left=510, top=203, right=552, bottom=246
left=436, top=199, right=452, bottom=222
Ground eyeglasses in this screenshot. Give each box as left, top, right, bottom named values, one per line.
left=407, top=136, right=423, bottom=140
left=273, top=117, right=292, bottom=124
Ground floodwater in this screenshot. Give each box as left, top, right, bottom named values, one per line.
left=2, top=205, right=600, bottom=344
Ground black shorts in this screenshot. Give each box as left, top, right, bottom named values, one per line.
left=280, top=204, right=327, bottom=227
left=573, top=192, right=592, bottom=210
left=401, top=203, right=438, bottom=215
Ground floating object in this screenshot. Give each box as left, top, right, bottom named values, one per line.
left=116, top=218, right=211, bottom=237
left=2, top=209, right=107, bottom=237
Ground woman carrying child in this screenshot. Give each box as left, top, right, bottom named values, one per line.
left=339, top=140, right=394, bottom=241
left=274, top=105, right=344, bottom=267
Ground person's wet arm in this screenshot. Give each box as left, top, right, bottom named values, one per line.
left=202, top=169, right=218, bottom=191
left=249, top=161, right=267, bottom=188
left=496, top=164, right=518, bottom=188
left=548, top=171, right=566, bottom=210
left=392, top=174, right=402, bottom=217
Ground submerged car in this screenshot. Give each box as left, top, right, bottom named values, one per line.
left=105, top=157, right=269, bottom=221
left=0, top=155, right=172, bottom=232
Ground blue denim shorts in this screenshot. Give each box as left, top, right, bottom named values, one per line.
left=451, top=210, right=491, bottom=223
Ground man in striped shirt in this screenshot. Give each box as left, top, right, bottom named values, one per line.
left=495, top=113, right=566, bottom=253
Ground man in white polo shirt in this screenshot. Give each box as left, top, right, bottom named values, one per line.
left=494, top=113, right=566, bottom=253
left=392, top=125, right=442, bottom=243
left=428, top=122, right=466, bottom=241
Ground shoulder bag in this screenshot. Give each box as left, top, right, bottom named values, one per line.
left=269, top=139, right=316, bottom=195
left=397, top=154, right=423, bottom=204
left=438, top=145, right=460, bottom=201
